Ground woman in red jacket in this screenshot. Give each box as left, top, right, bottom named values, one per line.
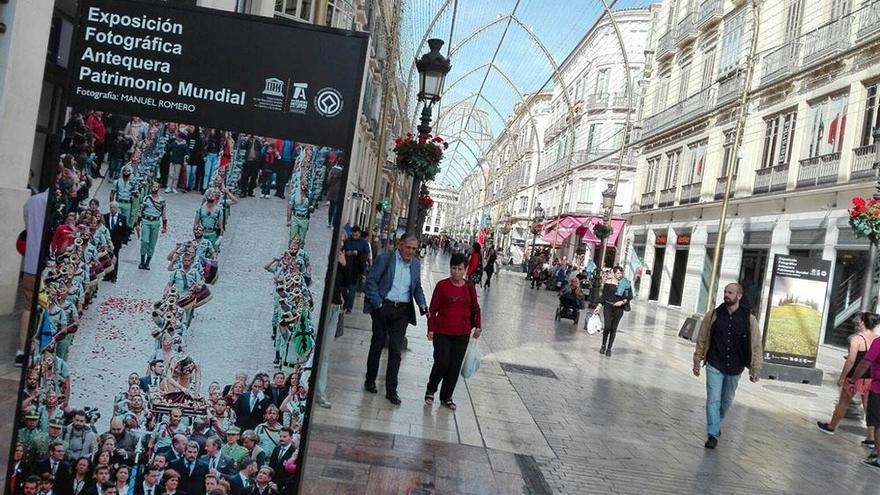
left=466, top=242, right=483, bottom=285
left=425, top=253, right=482, bottom=410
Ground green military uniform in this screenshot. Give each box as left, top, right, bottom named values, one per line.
left=195, top=204, right=224, bottom=249
left=111, top=176, right=136, bottom=226
left=18, top=424, right=49, bottom=464
left=221, top=427, right=249, bottom=467
left=138, top=194, right=166, bottom=268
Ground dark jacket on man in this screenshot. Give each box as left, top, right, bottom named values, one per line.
left=232, top=392, right=270, bottom=431
left=168, top=458, right=208, bottom=495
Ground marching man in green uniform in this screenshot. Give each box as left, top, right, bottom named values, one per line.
left=135, top=182, right=168, bottom=270
left=194, top=189, right=225, bottom=250
left=285, top=144, right=324, bottom=242
left=109, top=165, right=136, bottom=228
left=18, top=409, right=49, bottom=465
left=221, top=426, right=249, bottom=466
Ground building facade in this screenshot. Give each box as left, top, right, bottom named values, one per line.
left=627, top=0, right=880, bottom=347
left=531, top=7, right=651, bottom=265
left=421, top=182, right=458, bottom=236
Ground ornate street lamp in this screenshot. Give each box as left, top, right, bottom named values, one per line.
left=531, top=202, right=545, bottom=257
left=406, top=39, right=452, bottom=236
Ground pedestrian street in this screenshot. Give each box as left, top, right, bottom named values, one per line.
left=307, top=252, right=880, bottom=494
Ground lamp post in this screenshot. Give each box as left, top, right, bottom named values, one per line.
left=406, top=39, right=452, bottom=237
left=590, top=184, right=617, bottom=304
left=531, top=202, right=545, bottom=257
left=501, top=210, right=512, bottom=253
left=863, top=127, right=880, bottom=312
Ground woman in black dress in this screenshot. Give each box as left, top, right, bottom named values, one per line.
left=594, top=266, right=632, bottom=357
left=483, top=247, right=497, bottom=288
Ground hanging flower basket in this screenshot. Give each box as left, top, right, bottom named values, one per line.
left=849, top=197, right=880, bottom=240
left=530, top=223, right=542, bottom=235
left=593, top=223, right=614, bottom=240
left=393, top=132, right=447, bottom=181
left=418, top=194, right=434, bottom=209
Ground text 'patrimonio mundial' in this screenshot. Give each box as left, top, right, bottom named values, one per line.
left=78, top=6, right=246, bottom=106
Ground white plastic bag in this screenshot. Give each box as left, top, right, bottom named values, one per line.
left=586, top=314, right=603, bottom=335
left=460, top=340, right=482, bottom=379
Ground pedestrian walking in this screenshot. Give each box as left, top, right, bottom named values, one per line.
left=259, top=141, right=278, bottom=198
left=424, top=253, right=481, bottom=411
left=817, top=312, right=878, bottom=447
left=103, top=202, right=128, bottom=283
left=362, top=234, right=427, bottom=405
left=692, top=282, right=763, bottom=449
left=594, top=266, right=632, bottom=357
left=845, top=325, right=880, bottom=468
left=466, top=242, right=482, bottom=285
left=135, top=183, right=168, bottom=270
left=342, top=226, right=371, bottom=313
left=239, top=136, right=262, bottom=197
left=164, top=132, right=189, bottom=194
left=483, top=247, right=497, bottom=288
left=324, top=154, right=344, bottom=228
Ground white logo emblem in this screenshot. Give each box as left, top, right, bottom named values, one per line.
left=290, top=83, right=308, bottom=114
left=263, top=78, right=285, bottom=97
left=315, top=88, right=343, bottom=117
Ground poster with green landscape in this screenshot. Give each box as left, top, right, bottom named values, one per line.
left=763, top=255, right=831, bottom=367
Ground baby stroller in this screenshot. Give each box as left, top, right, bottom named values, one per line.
left=555, top=291, right=582, bottom=324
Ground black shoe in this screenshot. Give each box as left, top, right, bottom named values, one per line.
left=599, top=346, right=606, bottom=354
left=605, top=349, right=612, bottom=357
left=817, top=422, right=835, bottom=435
left=364, top=382, right=377, bottom=394
left=705, top=436, right=718, bottom=449
left=14, top=354, right=26, bottom=367
left=386, top=392, right=401, bottom=405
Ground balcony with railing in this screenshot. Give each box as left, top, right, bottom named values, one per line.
left=658, top=187, right=677, bottom=207
left=857, top=1, right=880, bottom=41
left=657, top=30, right=675, bottom=59
left=797, top=152, right=840, bottom=188
left=642, top=86, right=716, bottom=139
left=753, top=164, right=790, bottom=194
left=761, top=41, right=800, bottom=85
left=852, top=144, right=878, bottom=180
left=585, top=93, right=609, bottom=111
left=640, top=191, right=656, bottom=210
left=676, top=10, right=697, bottom=45
left=609, top=92, right=630, bottom=108
left=697, top=0, right=723, bottom=30
left=716, top=70, right=743, bottom=107
left=802, top=17, right=852, bottom=66
left=714, top=175, right=736, bottom=200
left=679, top=182, right=702, bottom=204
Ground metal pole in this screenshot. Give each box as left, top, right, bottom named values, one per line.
left=367, top=1, right=401, bottom=245
left=596, top=0, right=634, bottom=275
left=703, top=0, right=761, bottom=315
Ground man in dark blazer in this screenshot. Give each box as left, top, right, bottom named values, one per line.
left=225, top=459, right=258, bottom=495
left=33, top=442, right=71, bottom=495
left=232, top=379, right=270, bottom=431
left=267, top=428, right=296, bottom=491
left=168, top=442, right=208, bottom=495
left=362, top=234, right=426, bottom=405
left=199, top=439, right=234, bottom=477
left=104, top=202, right=128, bottom=283
left=266, top=372, right=286, bottom=408
left=139, top=360, right=165, bottom=393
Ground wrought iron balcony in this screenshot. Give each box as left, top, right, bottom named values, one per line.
left=753, top=163, right=790, bottom=194
left=714, top=175, right=736, bottom=200
left=679, top=182, right=702, bottom=204
left=797, top=152, right=840, bottom=188
left=585, top=93, right=609, bottom=111
left=609, top=92, right=630, bottom=108
left=803, top=17, right=852, bottom=66
left=657, top=30, right=675, bottom=59
left=658, top=187, right=677, bottom=207
left=716, top=70, right=743, bottom=107
left=761, top=41, right=800, bottom=85
left=857, top=1, right=880, bottom=41
left=640, top=191, right=656, bottom=210
left=676, top=11, right=697, bottom=45
left=697, top=0, right=724, bottom=30
left=642, top=86, right=715, bottom=139
left=852, top=144, right=878, bottom=180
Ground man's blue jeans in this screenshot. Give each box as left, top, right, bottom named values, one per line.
left=705, top=364, right=741, bottom=438
left=203, top=152, right=219, bottom=189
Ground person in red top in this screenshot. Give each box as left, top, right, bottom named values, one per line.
left=425, top=253, right=481, bottom=410
left=466, top=242, right=482, bottom=285
left=848, top=326, right=880, bottom=468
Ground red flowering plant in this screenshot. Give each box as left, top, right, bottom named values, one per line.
left=418, top=193, right=434, bottom=209
left=393, top=132, right=448, bottom=180
left=849, top=197, right=880, bottom=239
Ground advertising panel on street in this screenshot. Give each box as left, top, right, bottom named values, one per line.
left=11, top=1, right=367, bottom=493
left=762, top=254, right=832, bottom=368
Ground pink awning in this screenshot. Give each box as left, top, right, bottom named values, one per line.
left=581, top=218, right=625, bottom=248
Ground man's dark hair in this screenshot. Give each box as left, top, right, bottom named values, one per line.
left=613, top=265, right=624, bottom=273
left=207, top=490, right=225, bottom=495
left=280, top=426, right=294, bottom=436
left=71, top=409, right=86, bottom=419
left=351, top=226, right=361, bottom=233
left=450, top=253, right=468, bottom=267
left=24, top=475, right=40, bottom=485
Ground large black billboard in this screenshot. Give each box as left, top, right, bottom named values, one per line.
left=69, top=0, right=367, bottom=149
left=10, top=1, right=368, bottom=494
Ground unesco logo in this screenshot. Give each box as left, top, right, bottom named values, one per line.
left=315, top=88, right=343, bottom=117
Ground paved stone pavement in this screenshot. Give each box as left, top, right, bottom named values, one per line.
left=2, top=178, right=880, bottom=493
